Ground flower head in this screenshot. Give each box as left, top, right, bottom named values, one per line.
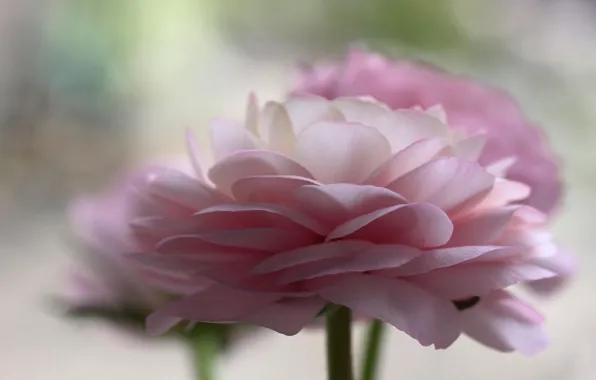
left=125, top=94, right=570, bottom=354
left=293, top=48, right=563, bottom=215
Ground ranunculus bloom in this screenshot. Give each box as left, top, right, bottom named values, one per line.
left=120, top=95, right=571, bottom=355
left=66, top=160, right=209, bottom=312
left=292, top=48, right=563, bottom=216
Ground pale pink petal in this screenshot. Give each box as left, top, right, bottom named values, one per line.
left=147, top=284, right=282, bottom=334
left=185, top=129, right=208, bottom=182
left=294, top=121, right=391, bottom=184
left=475, top=178, right=531, bottom=210
left=485, top=157, right=517, bottom=177
left=295, top=184, right=406, bottom=226
left=191, top=203, right=328, bottom=235
left=461, top=291, right=549, bottom=356
left=326, top=203, right=453, bottom=248
left=317, top=274, right=461, bottom=349
left=253, top=240, right=372, bottom=274
left=447, top=207, right=516, bottom=246
left=156, top=235, right=265, bottom=257
left=245, top=92, right=260, bottom=134
left=208, top=150, right=313, bottom=195
left=261, top=101, right=295, bottom=155
left=240, top=297, right=326, bottom=335
left=384, top=246, right=510, bottom=277
left=365, top=139, right=448, bottom=186
left=525, top=248, right=576, bottom=295
left=183, top=228, right=320, bottom=252
left=452, top=134, right=487, bottom=161
left=231, top=175, right=320, bottom=207
left=291, top=245, right=421, bottom=281
left=209, top=118, right=261, bottom=161
left=285, top=95, right=345, bottom=134
left=387, top=157, right=494, bottom=214
left=408, top=263, right=557, bottom=299
left=137, top=166, right=229, bottom=211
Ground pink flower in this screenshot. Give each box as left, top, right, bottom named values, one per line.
left=119, top=95, right=571, bottom=354
left=67, top=160, right=206, bottom=311
left=293, top=48, right=563, bottom=216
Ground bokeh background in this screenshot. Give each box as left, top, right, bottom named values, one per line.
left=1, top=0, right=595, bottom=379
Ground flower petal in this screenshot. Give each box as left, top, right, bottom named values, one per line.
left=291, top=245, right=421, bottom=281
left=384, top=246, right=510, bottom=277
left=209, top=118, right=261, bottom=161
left=447, top=207, right=516, bottom=246
left=231, top=175, right=320, bottom=207
left=191, top=203, right=328, bottom=235
left=245, top=92, right=260, bottom=134
left=240, top=297, right=326, bottom=335
left=408, top=262, right=557, bottom=299
left=146, top=284, right=282, bottom=334
left=253, top=240, right=372, bottom=274
left=186, top=128, right=208, bottom=182
left=366, top=138, right=448, bottom=186
left=294, top=121, right=391, bottom=184
left=209, top=150, right=313, bottom=195
left=261, top=101, right=295, bottom=155
left=387, top=157, right=494, bottom=214
left=317, top=274, right=461, bottom=349
left=452, top=134, right=487, bottom=162
left=475, top=178, right=531, bottom=210
left=461, top=290, right=549, bottom=356
left=326, top=203, right=453, bottom=248
left=285, top=95, right=345, bottom=134
left=295, top=184, right=407, bottom=226
left=135, top=166, right=230, bottom=213
left=180, top=228, right=320, bottom=252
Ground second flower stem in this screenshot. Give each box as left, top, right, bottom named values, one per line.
left=360, top=320, right=386, bottom=380
left=326, top=306, right=354, bottom=380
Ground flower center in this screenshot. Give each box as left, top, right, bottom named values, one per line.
left=452, top=296, right=481, bottom=311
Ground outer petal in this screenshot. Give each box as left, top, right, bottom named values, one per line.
left=387, top=157, right=494, bottom=214
left=383, top=246, right=511, bottom=277
left=253, top=240, right=372, bottom=274
left=164, top=228, right=319, bottom=253
left=525, top=248, right=576, bottom=296
left=408, top=262, right=557, bottom=299
left=326, top=203, right=453, bottom=248
left=136, top=166, right=230, bottom=212
left=191, top=204, right=329, bottom=235
left=231, top=175, right=320, bottom=207
left=209, top=150, right=313, bottom=195
left=317, top=274, right=461, bottom=349
left=365, top=139, right=448, bottom=187
left=295, top=184, right=406, bottom=226
left=285, top=95, right=345, bottom=134
left=447, top=207, right=516, bottom=246
left=260, top=101, right=295, bottom=155
left=240, top=297, right=327, bottom=335
left=461, top=290, right=549, bottom=356
left=294, top=121, right=391, bottom=184
left=209, top=118, right=261, bottom=161
left=147, top=284, right=281, bottom=334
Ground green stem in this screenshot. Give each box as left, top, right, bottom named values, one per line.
left=190, top=327, right=220, bottom=380
left=326, top=306, right=354, bottom=380
left=360, top=320, right=386, bottom=380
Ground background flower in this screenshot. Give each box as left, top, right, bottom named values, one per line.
left=293, top=48, right=563, bottom=215
left=125, top=95, right=569, bottom=354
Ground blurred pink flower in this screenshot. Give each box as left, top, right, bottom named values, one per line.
left=122, top=95, right=570, bottom=354
left=67, top=160, right=204, bottom=311
left=293, top=48, right=563, bottom=216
